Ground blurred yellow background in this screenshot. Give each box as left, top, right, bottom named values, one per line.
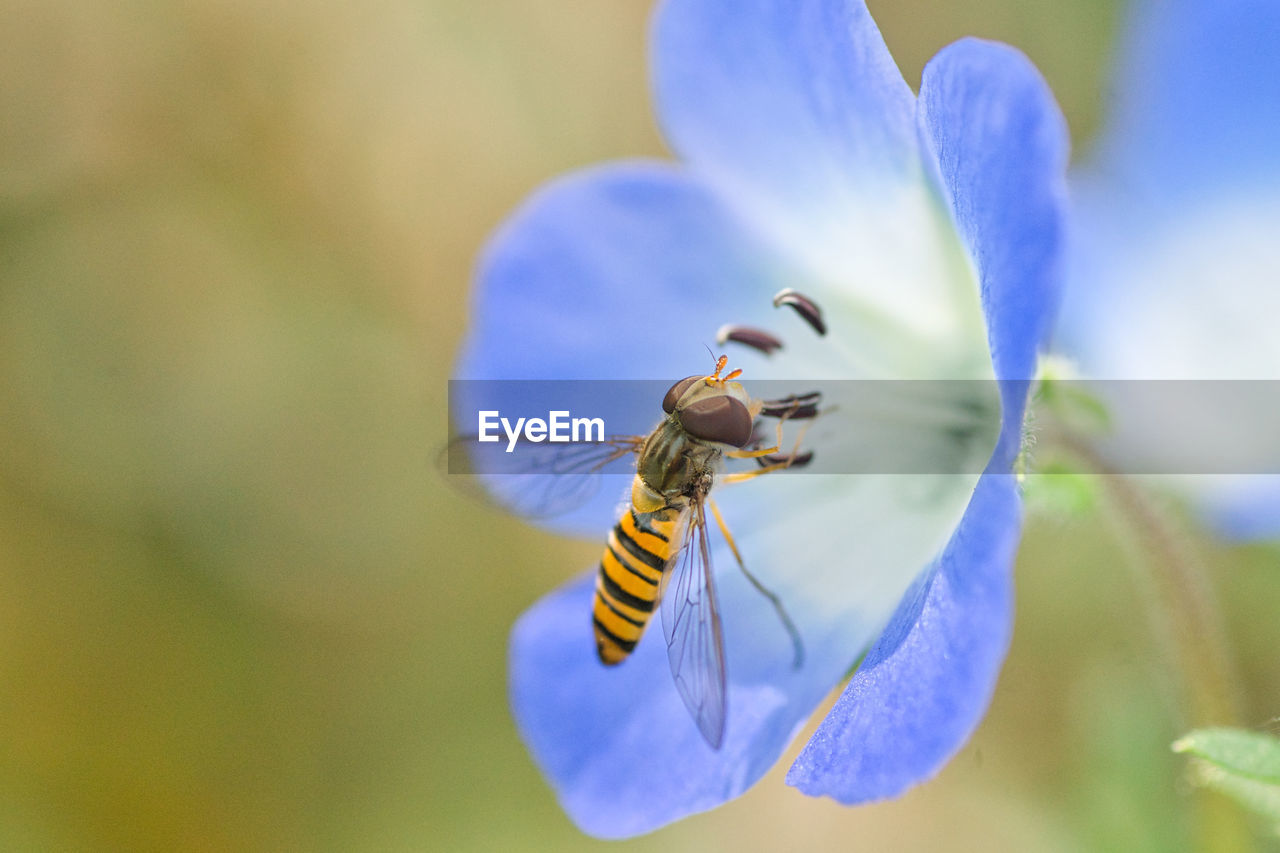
left=2, top=0, right=1278, bottom=849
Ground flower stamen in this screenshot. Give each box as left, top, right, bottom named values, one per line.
left=716, top=324, right=785, bottom=356
left=772, top=288, right=827, bottom=336
left=759, top=391, right=822, bottom=420
left=754, top=449, right=814, bottom=468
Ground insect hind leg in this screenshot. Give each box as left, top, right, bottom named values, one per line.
left=707, top=498, right=804, bottom=669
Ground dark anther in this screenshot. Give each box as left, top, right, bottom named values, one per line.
left=662, top=376, right=702, bottom=414
left=715, top=324, right=784, bottom=356
left=779, top=403, right=819, bottom=420
left=679, top=395, right=754, bottom=447
left=772, top=288, right=827, bottom=336
left=755, top=450, right=814, bottom=468
left=759, top=391, right=822, bottom=420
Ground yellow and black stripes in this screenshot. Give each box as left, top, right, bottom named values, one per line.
left=593, top=505, right=680, bottom=664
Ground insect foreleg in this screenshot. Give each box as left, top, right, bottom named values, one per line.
left=723, top=405, right=820, bottom=479
left=725, top=414, right=786, bottom=459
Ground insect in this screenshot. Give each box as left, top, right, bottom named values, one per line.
left=588, top=356, right=813, bottom=748
left=448, top=352, right=819, bottom=749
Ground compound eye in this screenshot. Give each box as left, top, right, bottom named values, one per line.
left=680, top=395, right=753, bottom=447
left=662, top=376, right=702, bottom=414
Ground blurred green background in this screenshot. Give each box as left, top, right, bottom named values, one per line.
left=2, top=0, right=1279, bottom=849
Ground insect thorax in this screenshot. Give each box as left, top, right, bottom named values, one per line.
left=634, top=418, right=722, bottom=509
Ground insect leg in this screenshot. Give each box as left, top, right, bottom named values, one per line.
left=723, top=402, right=822, bottom=479
left=722, top=464, right=787, bottom=483
left=706, top=498, right=804, bottom=670
left=722, top=425, right=812, bottom=481
left=725, top=414, right=787, bottom=459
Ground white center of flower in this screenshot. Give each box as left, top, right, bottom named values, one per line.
left=708, top=163, right=1003, bottom=676
left=735, top=166, right=995, bottom=384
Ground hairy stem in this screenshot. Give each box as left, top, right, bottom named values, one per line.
left=1047, top=430, right=1239, bottom=725
left=1041, top=430, right=1250, bottom=851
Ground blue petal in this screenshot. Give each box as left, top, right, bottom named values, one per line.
left=510, top=559, right=841, bottom=838
left=1066, top=0, right=1280, bottom=357
left=456, top=162, right=794, bottom=383
left=786, top=472, right=1020, bottom=801
left=653, top=0, right=999, bottom=380
left=1060, top=0, right=1280, bottom=540
left=511, top=470, right=978, bottom=836
left=510, top=571, right=781, bottom=839
left=1200, top=476, right=1280, bottom=541
left=1096, top=0, right=1280, bottom=200
left=916, top=38, right=1067, bottom=467
left=916, top=39, right=1067, bottom=385
left=785, top=40, right=1066, bottom=801
left=652, top=0, right=917, bottom=232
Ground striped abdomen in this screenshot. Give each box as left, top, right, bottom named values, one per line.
left=592, top=504, right=680, bottom=664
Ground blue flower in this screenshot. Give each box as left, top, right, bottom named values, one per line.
left=1059, top=0, right=1280, bottom=538
left=456, top=0, right=1067, bottom=837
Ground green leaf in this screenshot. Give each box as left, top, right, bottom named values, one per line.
left=1021, top=463, right=1099, bottom=518
left=1174, top=728, right=1280, bottom=782
left=1173, top=727, right=1280, bottom=824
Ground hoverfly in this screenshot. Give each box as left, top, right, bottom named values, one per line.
left=451, top=355, right=817, bottom=749
left=589, top=356, right=814, bottom=748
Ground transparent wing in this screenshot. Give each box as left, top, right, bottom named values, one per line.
left=440, top=434, right=642, bottom=518
left=658, top=499, right=728, bottom=749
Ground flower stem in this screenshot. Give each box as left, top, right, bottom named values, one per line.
left=1042, top=430, right=1251, bottom=850
left=1059, top=434, right=1239, bottom=724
